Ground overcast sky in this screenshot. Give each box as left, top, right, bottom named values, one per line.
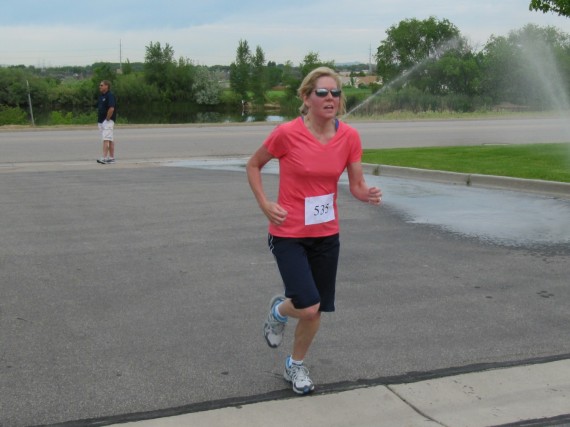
left=1, top=0, right=569, bottom=67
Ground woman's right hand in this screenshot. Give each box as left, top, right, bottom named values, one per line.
left=262, top=201, right=288, bottom=226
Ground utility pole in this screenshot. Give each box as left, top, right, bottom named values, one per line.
left=119, top=39, right=123, bottom=73
left=26, top=80, right=35, bottom=126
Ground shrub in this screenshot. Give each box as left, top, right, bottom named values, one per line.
left=47, top=110, right=98, bottom=125
left=0, top=105, right=28, bottom=125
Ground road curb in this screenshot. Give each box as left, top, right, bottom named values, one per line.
left=363, top=163, right=570, bottom=199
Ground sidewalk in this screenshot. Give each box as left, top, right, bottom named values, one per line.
left=111, top=359, right=570, bottom=427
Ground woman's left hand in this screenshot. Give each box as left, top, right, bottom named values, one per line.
left=367, top=187, right=382, bottom=205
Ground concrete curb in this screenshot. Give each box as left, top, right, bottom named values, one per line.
left=111, top=359, right=570, bottom=427
left=363, top=163, right=570, bottom=199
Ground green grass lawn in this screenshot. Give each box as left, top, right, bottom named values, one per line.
left=362, top=143, right=570, bottom=183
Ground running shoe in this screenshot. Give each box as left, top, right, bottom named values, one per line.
left=263, top=295, right=286, bottom=348
left=96, top=158, right=107, bottom=164
left=106, top=158, right=115, bottom=164
left=284, top=357, right=315, bottom=395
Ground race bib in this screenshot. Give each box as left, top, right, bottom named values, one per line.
left=305, top=193, right=335, bottom=225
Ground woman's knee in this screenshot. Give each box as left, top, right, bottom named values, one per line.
left=298, top=303, right=321, bottom=320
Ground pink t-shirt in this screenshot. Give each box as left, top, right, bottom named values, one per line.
left=264, top=117, right=363, bottom=238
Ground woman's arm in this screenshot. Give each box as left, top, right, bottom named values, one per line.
left=246, top=146, right=288, bottom=225
left=346, top=161, right=382, bottom=205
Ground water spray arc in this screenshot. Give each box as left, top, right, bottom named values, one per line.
left=341, top=59, right=427, bottom=119
left=517, top=34, right=570, bottom=160
left=341, top=38, right=462, bottom=120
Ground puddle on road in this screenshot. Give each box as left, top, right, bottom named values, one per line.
left=168, top=159, right=570, bottom=247
left=168, top=158, right=251, bottom=172
left=363, top=176, right=570, bottom=247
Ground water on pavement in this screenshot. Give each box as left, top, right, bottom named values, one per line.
left=168, top=158, right=570, bottom=248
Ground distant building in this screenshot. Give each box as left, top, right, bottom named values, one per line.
left=339, top=75, right=381, bottom=87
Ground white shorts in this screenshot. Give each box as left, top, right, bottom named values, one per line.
left=98, top=120, right=115, bottom=142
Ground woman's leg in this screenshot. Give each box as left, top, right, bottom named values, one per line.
left=278, top=300, right=321, bottom=361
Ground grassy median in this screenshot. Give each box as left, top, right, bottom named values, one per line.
left=362, top=143, right=570, bottom=183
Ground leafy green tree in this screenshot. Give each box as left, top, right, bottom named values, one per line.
left=168, top=57, right=196, bottom=101
left=0, top=67, right=52, bottom=108
left=438, top=51, right=482, bottom=96
left=112, top=72, right=162, bottom=105
left=376, top=17, right=461, bottom=84
left=480, top=35, right=519, bottom=103
left=230, top=39, right=252, bottom=100
left=192, top=66, right=221, bottom=105
left=122, top=59, right=133, bottom=75
left=143, top=42, right=201, bottom=102
left=266, top=61, right=283, bottom=87
left=280, top=60, right=299, bottom=97
left=299, top=51, right=334, bottom=78
left=144, top=41, right=175, bottom=90
left=481, top=24, right=570, bottom=108
left=251, top=46, right=267, bottom=104
left=0, top=67, right=30, bottom=106
left=91, top=63, right=117, bottom=89
left=421, top=41, right=482, bottom=96
left=49, top=79, right=94, bottom=109
left=529, top=0, right=570, bottom=16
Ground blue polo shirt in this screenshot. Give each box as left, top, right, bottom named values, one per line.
left=97, top=91, right=117, bottom=123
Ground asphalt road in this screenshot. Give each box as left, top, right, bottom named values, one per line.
left=0, top=119, right=569, bottom=426
left=1, top=116, right=569, bottom=164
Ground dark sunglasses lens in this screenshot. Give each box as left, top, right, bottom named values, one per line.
left=315, top=89, right=341, bottom=97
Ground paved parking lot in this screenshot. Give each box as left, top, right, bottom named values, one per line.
left=1, top=123, right=569, bottom=426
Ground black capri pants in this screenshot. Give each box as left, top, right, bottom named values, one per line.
left=268, top=233, right=340, bottom=312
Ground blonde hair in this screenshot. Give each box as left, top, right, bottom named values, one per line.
left=297, top=66, right=346, bottom=116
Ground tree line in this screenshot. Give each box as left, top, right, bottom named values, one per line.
left=370, top=18, right=570, bottom=114
left=1, top=15, right=569, bottom=125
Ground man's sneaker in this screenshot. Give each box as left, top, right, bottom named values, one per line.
left=96, top=158, right=107, bottom=164
left=263, top=295, right=286, bottom=348
left=106, top=158, right=115, bottom=164
left=284, top=358, right=315, bottom=395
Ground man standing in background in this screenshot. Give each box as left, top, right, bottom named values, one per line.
left=96, top=80, right=117, bottom=164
